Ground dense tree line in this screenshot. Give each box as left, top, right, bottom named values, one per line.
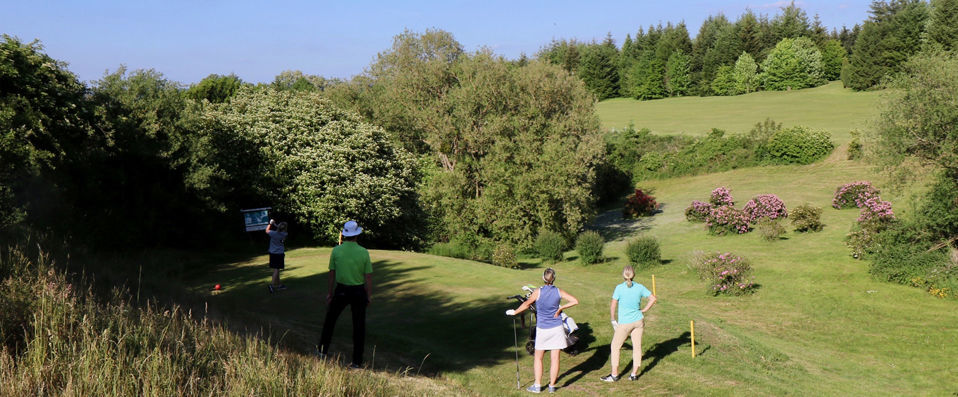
left=538, top=0, right=957, bottom=99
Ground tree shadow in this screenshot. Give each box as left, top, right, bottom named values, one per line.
left=196, top=258, right=527, bottom=375
left=638, top=331, right=692, bottom=377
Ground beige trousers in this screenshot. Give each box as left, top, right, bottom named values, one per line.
left=610, top=319, right=644, bottom=375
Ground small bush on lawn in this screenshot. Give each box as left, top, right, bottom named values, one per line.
left=846, top=201, right=896, bottom=259
left=710, top=186, right=735, bottom=206
left=742, top=194, right=788, bottom=224
left=832, top=181, right=880, bottom=209
left=575, top=231, right=604, bottom=265
left=791, top=203, right=824, bottom=232
left=685, top=200, right=712, bottom=222
left=492, top=244, right=518, bottom=268
left=534, top=230, right=566, bottom=263
left=756, top=217, right=786, bottom=241
left=706, top=205, right=751, bottom=235
left=688, top=251, right=756, bottom=296
left=626, top=236, right=661, bottom=268
left=847, top=130, right=863, bottom=160
left=760, top=126, right=834, bottom=165
left=623, top=188, right=658, bottom=218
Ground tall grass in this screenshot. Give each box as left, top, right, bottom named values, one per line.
left=0, top=245, right=448, bottom=396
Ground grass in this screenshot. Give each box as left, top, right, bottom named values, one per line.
left=166, top=151, right=956, bottom=395
left=596, top=82, right=883, bottom=145
left=6, top=85, right=956, bottom=396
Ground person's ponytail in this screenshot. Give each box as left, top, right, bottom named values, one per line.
left=622, top=265, right=635, bottom=287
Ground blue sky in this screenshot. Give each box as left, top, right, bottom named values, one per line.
left=2, top=0, right=872, bottom=85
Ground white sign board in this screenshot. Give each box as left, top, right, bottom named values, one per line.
left=241, top=207, right=271, bottom=232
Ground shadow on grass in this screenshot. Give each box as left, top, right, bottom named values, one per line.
left=638, top=331, right=692, bottom=378
left=202, top=258, right=525, bottom=375
left=559, top=342, right=610, bottom=387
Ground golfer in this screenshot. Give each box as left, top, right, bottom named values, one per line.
left=266, top=219, right=288, bottom=293
left=507, top=268, right=578, bottom=393
left=318, top=220, right=372, bottom=368
left=601, top=265, right=656, bottom=382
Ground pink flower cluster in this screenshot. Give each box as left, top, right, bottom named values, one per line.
left=742, top=194, right=788, bottom=224
left=832, top=181, right=880, bottom=209
left=685, top=200, right=713, bottom=222
left=706, top=205, right=751, bottom=235
left=858, top=197, right=895, bottom=223
left=710, top=186, right=735, bottom=206
left=704, top=252, right=755, bottom=296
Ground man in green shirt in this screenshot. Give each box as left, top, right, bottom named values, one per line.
left=318, top=221, right=373, bottom=368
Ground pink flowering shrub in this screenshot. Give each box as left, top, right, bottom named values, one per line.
left=706, top=205, right=751, bottom=235
left=742, top=194, right=788, bottom=224
left=685, top=200, right=712, bottom=222
left=689, top=251, right=756, bottom=296
left=832, top=181, right=880, bottom=209
left=709, top=186, right=735, bottom=206
left=858, top=197, right=895, bottom=223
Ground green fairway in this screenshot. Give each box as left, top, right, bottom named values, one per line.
left=596, top=82, right=883, bottom=145
left=186, top=150, right=957, bottom=395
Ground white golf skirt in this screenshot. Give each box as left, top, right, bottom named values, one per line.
left=535, top=326, right=569, bottom=350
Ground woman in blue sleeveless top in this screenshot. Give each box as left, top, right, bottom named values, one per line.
left=507, top=268, right=579, bottom=393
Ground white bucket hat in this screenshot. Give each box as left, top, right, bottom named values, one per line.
left=341, top=220, right=363, bottom=237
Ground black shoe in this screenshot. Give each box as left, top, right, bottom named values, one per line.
left=600, top=374, right=618, bottom=382
left=277, top=284, right=287, bottom=291
left=629, top=374, right=639, bottom=381
left=267, top=284, right=274, bottom=294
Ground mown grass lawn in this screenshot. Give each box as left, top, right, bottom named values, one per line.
left=186, top=149, right=957, bottom=396
left=596, top=82, right=883, bottom=145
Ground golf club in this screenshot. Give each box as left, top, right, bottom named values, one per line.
left=512, top=316, right=520, bottom=390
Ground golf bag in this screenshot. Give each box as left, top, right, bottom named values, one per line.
left=508, top=285, right=580, bottom=356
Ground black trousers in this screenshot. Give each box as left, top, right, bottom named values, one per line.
left=319, top=284, right=367, bottom=365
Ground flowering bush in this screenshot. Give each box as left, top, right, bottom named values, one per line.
left=688, top=251, right=756, bottom=296
left=623, top=189, right=658, bottom=218
left=858, top=197, right=895, bottom=223
left=709, top=186, right=735, bottom=206
left=706, top=205, right=751, bottom=235
left=685, top=200, right=712, bottom=222
left=832, top=181, right=880, bottom=209
left=742, top=194, right=788, bottom=224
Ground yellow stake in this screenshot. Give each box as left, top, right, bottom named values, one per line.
left=652, top=274, right=657, bottom=296
left=691, top=320, right=696, bottom=358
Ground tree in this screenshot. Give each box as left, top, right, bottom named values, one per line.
left=926, top=0, right=958, bottom=51
left=710, top=65, right=738, bottom=95
left=665, top=52, right=692, bottom=96
left=736, top=10, right=766, bottom=60
left=732, top=52, right=759, bottom=93
left=578, top=38, right=620, bottom=100
left=630, top=53, right=666, bottom=100
left=771, top=1, right=811, bottom=41
left=761, top=37, right=825, bottom=91
left=0, top=36, right=95, bottom=231
left=818, top=40, right=847, bottom=80
left=843, top=0, right=929, bottom=90
left=193, top=87, right=423, bottom=247
left=186, top=74, right=244, bottom=103
left=875, top=52, right=958, bottom=181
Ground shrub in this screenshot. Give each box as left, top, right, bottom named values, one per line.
left=492, top=244, right=518, bottom=268
left=626, top=236, right=661, bottom=268
left=847, top=130, right=863, bottom=160
left=791, top=203, right=824, bottom=232
left=832, top=181, right=880, bottom=209
left=761, top=126, right=834, bottom=165
left=742, top=194, right=788, bottom=224
left=575, top=231, right=604, bottom=265
left=534, top=230, right=566, bottom=263
left=623, top=189, right=658, bottom=218
left=869, top=224, right=946, bottom=284
left=709, top=186, right=735, bottom=206
left=685, top=200, right=712, bottom=222
left=706, top=205, right=751, bottom=235
left=858, top=197, right=895, bottom=223
left=689, top=251, right=756, bottom=296
left=756, top=217, right=786, bottom=241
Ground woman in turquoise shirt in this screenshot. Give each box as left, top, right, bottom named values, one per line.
left=601, top=265, right=656, bottom=382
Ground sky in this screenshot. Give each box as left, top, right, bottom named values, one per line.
left=1, top=0, right=873, bottom=85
